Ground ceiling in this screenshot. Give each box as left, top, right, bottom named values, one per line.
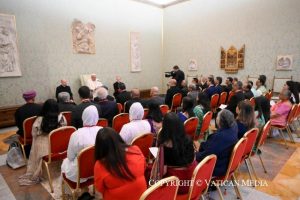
left=132, top=0, right=190, bottom=8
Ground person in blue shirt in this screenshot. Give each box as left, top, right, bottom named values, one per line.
left=215, top=76, right=223, bottom=94
left=205, top=77, right=218, bottom=99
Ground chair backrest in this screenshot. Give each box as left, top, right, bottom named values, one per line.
left=296, top=103, right=300, bottom=119
left=22, top=116, right=37, bottom=145
left=224, top=137, right=247, bottom=180
left=197, top=111, right=212, bottom=140
left=61, top=111, right=72, bottom=126
left=77, top=146, right=95, bottom=188
left=160, top=104, right=169, bottom=116
left=264, top=91, right=272, bottom=101
left=249, top=97, right=255, bottom=108
left=139, top=176, right=179, bottom=200
left=242, top=128, right=259, bottom=159
left=97, top=118, right=108, bottom=127
left=256, top=121, right=271, bottom=148
left=117, top=103, right=123, bottom=113
left=143, top=108, right=149, bottom=119
left=171, top=93, right=182, bottom=112
left=291, top=104, right=299, bottom=121
left=219, top=92, right=227, bottom=106
left=112, top=113, right=130, bottom=133
left=184, top=117, right=199, bottom=139
left=48, top=126, right=76, bottom=162
left=186, top=155, right=217, bottom=200
left=226, top=91, right=234, bottom=104
left=131, top=133, right=154, bottom=158
left=210, top=94, right=219, bottom=110
left=287, top=104, right=298, bottom=124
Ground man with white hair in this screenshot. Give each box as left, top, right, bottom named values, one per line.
left=86, top=74, right=103, bottom=96
left=165, top=79, right=181, bottom=108
left=55, top=79, right=73, bottom=101
left=95, top=87, right=118, bottom=126
left=147, top=86, right=164, bottom=106
left=58, top=92, right=76, bottom=112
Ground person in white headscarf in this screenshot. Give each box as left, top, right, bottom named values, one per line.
left=120, top=102, right=151, bottom=145
left=61, top=105, right=102, bottom=182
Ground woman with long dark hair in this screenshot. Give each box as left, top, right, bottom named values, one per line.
left=284, top=81, right=299, bottom=104
left=94, top=127, right=146, bottom=200
left=146, top=102, right=163, bottom=133
left=19, top=99, right=66, bottom=185
left=236, top=101, right=256, bottom=139
left=177, top=96, right=195, bottom=122
left=193, top=92, right=211, bottom=137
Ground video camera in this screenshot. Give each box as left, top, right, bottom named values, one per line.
left=164, top=71, right=175, bottom=78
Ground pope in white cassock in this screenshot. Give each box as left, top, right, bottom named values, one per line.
left=86, top=73, right=103, bottom=97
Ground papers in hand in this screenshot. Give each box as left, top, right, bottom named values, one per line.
left=149, top=147, right=158, bottom=158
left=219, top=104, right=227, bottom=109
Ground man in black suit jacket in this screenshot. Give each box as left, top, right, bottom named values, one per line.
left=243, top=83, right=254, bottom=100
left=124, top=88, right=144, bottom=113
left=116, top=82, right=131, bottom=105
left=113, top=76, right=124, bottom=98
left=56, top=79, right=73, bottom=101
left=226, top=81, right=245, bottom=116
left=57, top=92, right=76, bottom=112
left=71, top=86, right=102, bottom=129
left=171, top=65, right=185, bottom=87
left=165, top=79, right=182, bottom=108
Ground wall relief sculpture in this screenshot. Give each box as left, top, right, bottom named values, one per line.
left=72, top=19, right=95, bottom=54
left=130, top=32, right=141, bottom=72
left=220, top=45, right=245, bottom=73
left=0, top=14, right=21, bottom=77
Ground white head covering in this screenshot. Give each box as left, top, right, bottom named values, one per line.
left=129, top=102, right=144, bottom=121
left=82, top=105, right=98, bottom=126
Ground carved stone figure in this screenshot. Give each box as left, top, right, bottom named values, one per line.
left=72, top=19, right=95, bottom=54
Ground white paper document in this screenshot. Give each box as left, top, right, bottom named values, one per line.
left=149, top=147, right=158, bottom=158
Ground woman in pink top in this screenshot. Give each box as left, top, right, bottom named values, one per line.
left=270, top=89, right=292, bottom=126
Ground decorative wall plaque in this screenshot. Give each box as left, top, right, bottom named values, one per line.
left=220, top=45, right=245, bottom=73
left=276, top=55, right=292, bottom=71
left=130, top=32, right=141, bottom=72
left=72, top=19, right=95, bottom=54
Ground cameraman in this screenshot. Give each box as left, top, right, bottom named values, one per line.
left=171, top=65, right=185, bottom=87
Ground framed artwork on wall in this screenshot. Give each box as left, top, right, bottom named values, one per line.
left=188, top=59, right=197, bottom=71
left=0, top=13, right=22, bottom=77
left=276, top=55, right=293, bottom=71
left=130, top=32, right=141, bottom=72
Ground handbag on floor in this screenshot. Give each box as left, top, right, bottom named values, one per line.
left=6, top=141, right=26, bottom=169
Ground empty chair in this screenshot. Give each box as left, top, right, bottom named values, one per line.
left=61, top=111, right=72, bottom=126
left=117, top=103, right=123, bottom=113
left=112, top=113, right=130, bottom=133
left=226, top=91, right=234, bottom=104
left=184, top=117, right=199, bottom=139
left=97, top=118, right=108, bottom=127
left=195, top=111, right=212, bottom=140
left=19, top=116, right=37, bottom=160
left=210, top=94, right=219, bottom=113
left=170, top=93, right=182, bottom=112
left=131, top=133, right=154, bottom=159
left=218, top=92, right=227, bottom=106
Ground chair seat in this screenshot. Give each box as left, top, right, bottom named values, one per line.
left=19, top=137, right=32, bottom=145
left=43, top=152, right=67, bottom=163
left=62, top=173, right=94, bottom=190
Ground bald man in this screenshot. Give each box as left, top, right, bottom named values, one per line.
left=165, top=79, right=181, bottom=108
left=56, top=79, right=73, bottom=101
left=124, top=88, right=144, bottom=113
left=147, top=86, right=164, bottom=106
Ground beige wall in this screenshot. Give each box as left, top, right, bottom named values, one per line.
left=0, top=0, right=163, bottom=106
left=163, top=0, right=300, bottom=91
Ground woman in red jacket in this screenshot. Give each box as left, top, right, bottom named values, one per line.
left=94, top=127, right=147, bottom=200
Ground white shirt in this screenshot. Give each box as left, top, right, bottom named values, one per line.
left=251, top=87, right=262, bottom=97
left=120, top=120, right=151, bottom=145
left=86, top=79, right=103, bottom=91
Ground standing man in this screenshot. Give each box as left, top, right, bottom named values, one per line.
left=56, top=79, right=73, bottom=101
left=171, top=65, right=185, bottom=87
left=86, top=74, right=103, bottom=97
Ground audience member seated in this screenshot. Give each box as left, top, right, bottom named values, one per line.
left=255, top=96, right=270, bottom=123
left=157, top=112, right=195, bottom=194
left=177, top=96, right=195, bottom=122
left=120, top=102, right=151, bottom=144
left=71, top=86, right=102, bottom=129
left=226, top=81, right=245, bottom=116
left=99, top=85, right=115, bottom=101
left=236, top=101, right=255, bottom=139
left=243, top=83, right=254, bottom=100
left=233, top=77, right=239, bottom=84
left=94, top=87, right=118, bottom=126
left=15, top=90, right=42, bottom=137
left=193, top=92, right=211, bottom=137
left=115, top=82, right=131, bottom=105
left=192, top=77, right=201, bottom=91
left=199, top=76, right=208, bottom=90
left=256, top=75, right=267, bottom=95
left=147, top=86, right=164, bottom=106
left=196, top=109, right=238, bottom=177
left=165, top=79, right=181, bottom=108
left=284, top=81, right=299, bottom=104
left=124, top=88, right=144, bottom=113
left=248, top=80, right=262, bottom=97
left=113, top=75, right=124, bottom=98
left=57, top=92, right=76, bottom=112
left=146, top=102, right=163, bottom=134
left=187, top=83, right=199, bottom=105
left=215, top=76, right=223, bottom=94
left=18, top=99, right=66, bottom=185
left=205, top=77, right=218, bottom=99
left=86, top=74, right=103, bottom=97
left=180, top=80, right=188, bottom=97
left=55, top=79, right=73, bottom=101
left=61, top=105, right=102, bottom=182
left=270, top=89, right=292, bottom=127
left=224, top=76, right=233, bottom=94
left=94, top=127, right=147, bottom=200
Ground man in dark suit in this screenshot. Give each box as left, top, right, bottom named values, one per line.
left=215, top=76, right=223, bottom=94
left=124, top=88, right=145, bottom=113
left=226, top=81, right=245, bottom=116
left=146, top=86, right=165, bottom=106
left=171, top=65, right=185, bottom=87
left=116, top=82, right=131, bottom=105
left=57, top=92, right=76, bottom=112
left=95, top=87, right=118, bottom=126
left=243, top=83, right=254, bottom=100
left=15, top=90, right=42, bottom=137
left=113, top=76, right=124, bottom=98
left=205, top=77, right=218, bottom=99
left=224, top=77, right=233, bottom=93
left=71, top=86, right=102, bottom=129
left=165, top=79, right=181, bottom=108
left=56, top=79, right=73, bottom=101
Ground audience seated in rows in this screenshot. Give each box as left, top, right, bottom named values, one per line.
left=236, top=101, right=256, bottom=139
left=120, top=102, right=151, bottom=144
left=94, top=128, right=147, bottom=200
left=196, top=109, right=238, bottom=177
left=193, top=92, right=211, bottom=137
left=115, top=82, right=131, bottom=105
left=55, top=79, right=73, bottom=101
left=61, top=105, right=101, bottom=182
left=57, top=92, right=76, bottom=112
left=15, top=90, right=42, bottom=137
left=71, top=86, right=102, bottom=129
left=165, top=79, right=181, bottom=108
left=94, top=87, right=118, bottom=126
left=177, top=96, right=195, bottom=122
left=145, top=102, right=163, bottom=134
left=18, top=99, right=66, bottom=186
left=226, top=81, right=245, bottom=116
